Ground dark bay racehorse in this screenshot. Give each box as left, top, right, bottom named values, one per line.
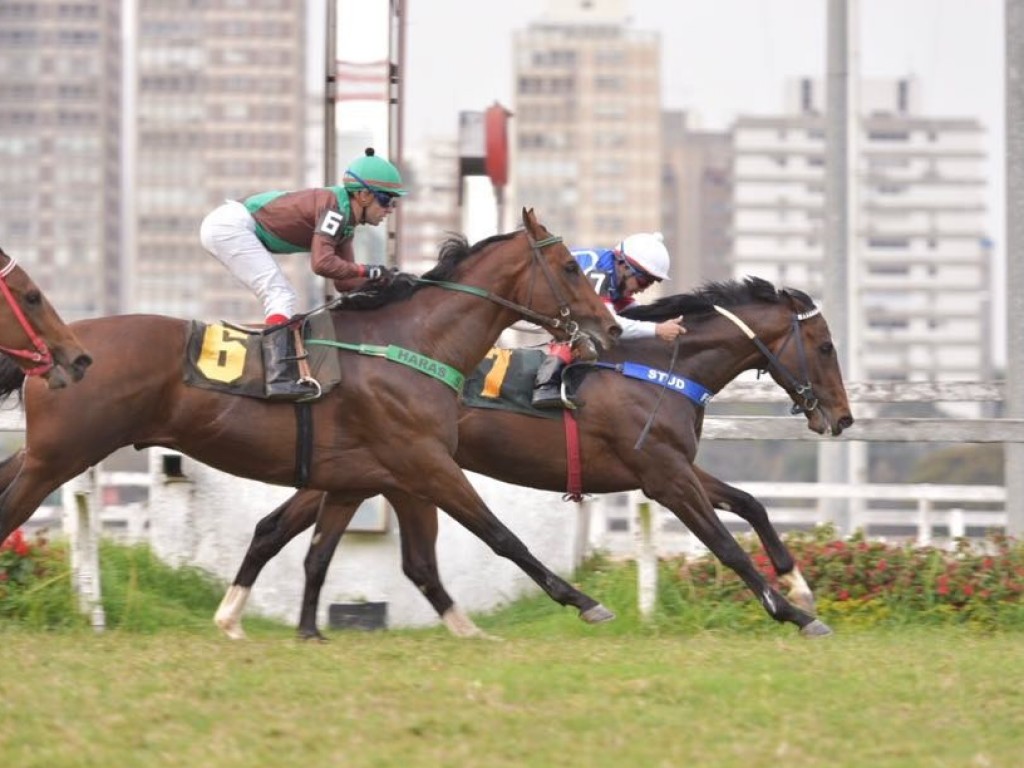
left=0, top=210, right=621, bottom=619
left=217, top=277, right=853, bottom=639
left=0, top=246, right=91, bottom=388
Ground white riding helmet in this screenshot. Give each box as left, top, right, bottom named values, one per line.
left=618, top=232, right=671, bottom=281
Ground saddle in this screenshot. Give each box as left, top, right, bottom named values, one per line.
left=183, top=313, right=342, bottom=401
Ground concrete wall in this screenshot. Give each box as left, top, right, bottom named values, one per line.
left=145, top=449, right=581, bottom=629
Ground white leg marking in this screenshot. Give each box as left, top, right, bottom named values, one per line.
left=214, top=585, right=251, bottom=640
left=441, top=606, right=500, bottom=641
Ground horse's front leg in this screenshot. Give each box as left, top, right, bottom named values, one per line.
left=405, top=452, right=614, bottom=625
left=215, top=488, right=323, bottom=640
left=695, top=465, right=817, bottom=616
left=651, top=465, right=830, bottom=637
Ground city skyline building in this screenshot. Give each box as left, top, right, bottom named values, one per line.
left=731, top=77, right=992, bottom=383
left=132, top=0, right=310, bottom=323
left=0, top=0, right=123, bottom=320
left=511, top=0, right=662, bottom=250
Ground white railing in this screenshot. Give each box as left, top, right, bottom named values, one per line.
left=590, top=483, right=1006, bottom=559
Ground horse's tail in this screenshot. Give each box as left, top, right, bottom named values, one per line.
left=0, top=355, right=26, bottom=406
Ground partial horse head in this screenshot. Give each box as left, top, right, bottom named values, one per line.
left=0, top=248, right=92, bottom=389
left=768, top=285, right=854, bottom=436
left=517, top=208, right=620, bottom=358
left=416, top=209, right=619, bottom=360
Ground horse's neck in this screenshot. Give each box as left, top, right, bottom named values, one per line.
left=624, top=312, right=786, bottom=394
left=394, top=284, right=517, bottom=375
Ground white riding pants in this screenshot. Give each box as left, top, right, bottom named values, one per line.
left=199, top=199, right=299, bottom=320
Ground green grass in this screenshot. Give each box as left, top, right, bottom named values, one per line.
left=2, top=543, right=1024, bottom=766
left=0, top=626, right=1022, bottom=767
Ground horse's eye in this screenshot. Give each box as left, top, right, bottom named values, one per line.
left=819, top=341, right=834, bottom=355
left=25, top=290, right=42, bottom=306
left=564, top=261, right=580, bottom=274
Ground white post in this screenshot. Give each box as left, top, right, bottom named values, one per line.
left=62, top=466, right=106, bottom=631
left=949, top=508, right=966, bottom=543
left=1005, top=0, right=1024, bottom=536
left=916, top=498, right=932, bottom=547
left=634, top=496, right=657, bottom=620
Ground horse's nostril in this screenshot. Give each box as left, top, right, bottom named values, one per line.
left=838, top=415, right=854, bottom=429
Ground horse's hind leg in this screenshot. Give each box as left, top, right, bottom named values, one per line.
left=389, top=489, right=488, bottom=638
left=215, top=488, right=324, bottom=640
left=695, top=465, right=817, bottom=615
left=404, top=452, right=613, bottom=625
left=286, top=488, right=487, bottom=640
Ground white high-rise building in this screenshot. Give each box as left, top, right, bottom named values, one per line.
left=732, top=77, right=992, bottom=382
left=0, top=0, right=123, bottom=318
left=512, top=0, right=661, bottom=247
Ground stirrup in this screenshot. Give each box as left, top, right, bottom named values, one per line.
left=295, top=376, right=322, bottom=402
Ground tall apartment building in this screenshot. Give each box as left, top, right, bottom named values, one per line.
left=731, top=77, right=991, bottom=381
left=0, top=0, right=122, bottom=319
left=661, top=111, right=733, bottom=287
left=512, top=0, right=661, bottom=248
left=132, top=0, right=309, bottom=322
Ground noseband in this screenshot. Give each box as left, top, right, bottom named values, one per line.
left=713, top=304, right=821, bottom=415
left=0, top=256, right=55, bottom=377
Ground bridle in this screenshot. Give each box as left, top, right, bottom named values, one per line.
left=0, top=255, right=55, bottom=377
left=411, top=230, right=589, bottom=349
left=713, top=303, right=822, bottom=415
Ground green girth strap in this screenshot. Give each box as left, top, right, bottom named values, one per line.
left=305, top=340, right=465, bottom=393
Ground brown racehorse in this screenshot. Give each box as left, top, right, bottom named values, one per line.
left=0, top=246, right=91, bottom=388
left=217, top=277, right=853, bottom=639
left=0, top=210, right=621, bottom=620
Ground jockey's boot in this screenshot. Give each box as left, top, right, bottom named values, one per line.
left=531, top=354, right=568, bottom=409
left=262, top=328, right=319, bottom=401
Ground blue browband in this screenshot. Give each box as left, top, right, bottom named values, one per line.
left=593, top=361, right=714, bottom=406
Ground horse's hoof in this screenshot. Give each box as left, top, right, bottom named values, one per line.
left=297, top=629, right=329, bottom=643
left=214, top=618, right=247, bottom=641
left=579, top=604, right=616, bottom=624
left=789, top=592, right=818, bottom=617
left=799, top=619, right=833, bottom=638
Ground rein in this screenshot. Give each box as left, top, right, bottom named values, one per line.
left=0, top=256, right=55, bottom=376
left=410, top=233, right=584, bottom=343
left=713, top=304, right=821, bottom=415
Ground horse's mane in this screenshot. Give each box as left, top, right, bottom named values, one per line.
left=333, top=231, right=519, bottom=311
left=619, top=276, right=815, bottom=323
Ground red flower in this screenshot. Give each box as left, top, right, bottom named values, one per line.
left=877, top=559, right=888, bottom=571
left=962, top=584, right=975, bottom=597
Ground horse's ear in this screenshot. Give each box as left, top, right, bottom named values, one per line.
left=780, top=287, right=813, bottom=315
left=521, top=207, right=537, bottom=234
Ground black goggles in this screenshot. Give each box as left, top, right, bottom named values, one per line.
left=621, top=256, right=656, bottom=287
left=348, top=170, right=398, bottom=209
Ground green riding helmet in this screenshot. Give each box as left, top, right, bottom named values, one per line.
left=342, top=148, right=408, bottom=196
